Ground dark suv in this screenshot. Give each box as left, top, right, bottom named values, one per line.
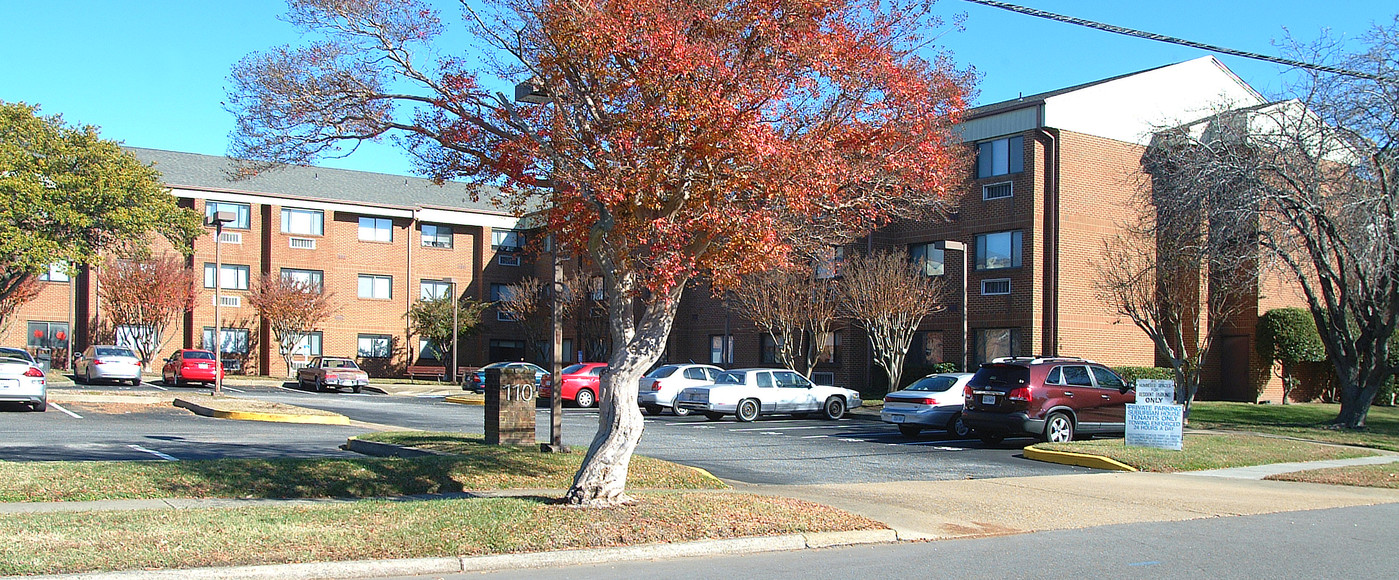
left=961, top=357, right=1133, bottom=444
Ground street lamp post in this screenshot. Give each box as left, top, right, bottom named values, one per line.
left=208, top=210, right=236, bottom=396
left=444, top=277, right=459, bottom=384
left=933, top=240, right=968, bottom=372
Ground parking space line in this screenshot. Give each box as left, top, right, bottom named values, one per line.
left=127, top=445, right=179, bottom=461
left=800, top=435, right=829, bottom=439
left=147, top=384, right=168, bottom=391
left=729, top=425, right=835, bottom=432
left=760, top=431, right=783, bottom=435
left=48, top=402, right=82, bottom=419
left=224, top=386, right=244, bottom=393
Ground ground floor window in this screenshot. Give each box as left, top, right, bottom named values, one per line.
left=917, top=331, right=944, bottom=365
left=489, top=339, right=526, bottom=362
left=816, top=331, right=840, bottom=365
left=26, top=321, right=69, bottom=351
left=202, top=327, right=250, bottom=354
left=357, top=334, right=392, bottom=358
left=973, top=328, right=1020, bottom=366
left=760, top=334, right=781, bottom=365
left=709, top=334, right=733, bottom=365
left=292, top=332, right=323, bottom=358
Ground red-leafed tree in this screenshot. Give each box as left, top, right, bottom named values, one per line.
left=228, top=0, right=972, bottom=506
left=246, top=274, right=340, bottom=377
left=97, top=254, right=198, bottom=368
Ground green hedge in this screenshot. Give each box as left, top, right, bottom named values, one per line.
left=1113, top=366, right=1174, bottom=386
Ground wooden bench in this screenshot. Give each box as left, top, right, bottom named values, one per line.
left=406, top=364, right=448, bottom=382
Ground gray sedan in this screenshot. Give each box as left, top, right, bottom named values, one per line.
left=881, top=373, right=975, bottom=437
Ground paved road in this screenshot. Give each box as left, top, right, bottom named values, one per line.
left=7, top=381, right=1086, bottom=485
left=384, top=503, right=1399, bottom=580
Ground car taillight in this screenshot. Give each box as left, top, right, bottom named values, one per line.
left=963, top=385, right=973, bottom=398
left=23, top=367, right=44, bottom=378
left=92, top=359, right=107, bottom=365
left=651, top=380, right=663, bottom=392
left=1007, top=386, right=1033, bottom=402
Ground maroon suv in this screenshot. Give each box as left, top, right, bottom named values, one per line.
left=961, top=357, right=1133, bottom=444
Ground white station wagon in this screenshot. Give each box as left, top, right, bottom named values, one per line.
left=675, top=368, right=862, bottom=422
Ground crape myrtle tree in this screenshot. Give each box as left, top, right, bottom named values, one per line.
left=246, top=274, right=341, bottom=377
left=0, top=101, right=201, bottom=319
left=227, top=0, right=972, bottom=506
left=728, top=264, right=838, bottom=378
left=497, top=272, right=593, bottom=363
left=407, top=294, right=490, bottom=378
left=96, top=254, right=199, bottom=368
left=1141, top=21, right=1399, bottom=428
left=839, top=249, right=944, bottom=392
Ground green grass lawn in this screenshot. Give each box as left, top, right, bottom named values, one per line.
left=0, top=492, right=884, bottom=576
left=1034, top=433, right=1376, bottom=472
left=0, top=433, right=722, bottom=503
left=1190, top=402, right=1399, bottom=451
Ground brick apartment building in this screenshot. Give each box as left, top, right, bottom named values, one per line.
left=1, top=147, right=554, bottom=378
left=663, top=57, right=1305, bottom=401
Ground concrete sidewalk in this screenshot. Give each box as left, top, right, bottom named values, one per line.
left=1185, top=454, right=1399, bottom=479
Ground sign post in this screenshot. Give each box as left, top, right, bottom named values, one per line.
left=1125, top=379, right=1183, bottom=451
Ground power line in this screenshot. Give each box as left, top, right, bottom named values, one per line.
left=959, top=0, right=1394, bottom=83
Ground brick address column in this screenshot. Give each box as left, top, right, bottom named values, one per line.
left=485, top=367, right=537, bottom=445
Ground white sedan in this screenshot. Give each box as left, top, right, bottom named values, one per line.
left=675, top=368, right=862, bottom=422
left=0, top=353, right=46, bottom=412
left=638, top=363, right=722, bottom=416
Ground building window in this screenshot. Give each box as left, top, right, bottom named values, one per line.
left=421, top=224, right=453, bottom=249
left=709, top=335, right=733, bottom=365
left=357, top=334, right=392, bottom=358
left=38, top=262, right=71, bottom=282
left=975, top=231, right=1022, bottom=270
left=976, top=135, right=1023, bottom=178
left=358, top=217, right=393, bottom=242
left=281, top=208, right=324, bottom=236
left=492, top=230, right=523, bottom=251
left=26, top=321, right=69, bottom=350
left=293, top=332, right=323, bottom=358
left=201, top=327, right=250, bottom=354
left=281, top=268, right=324, bottom=293
left=421, top=279, right=453, bottom=301
left=203, top=263, right=250, bottom=290
left=974, top=328, right=1020, bottom=366
left=981, top=278, right=1011, bottom=295
left=918, top=331, right=944, bottom=365
left=759, top=334, right=781, bottom=365
left=982, top=182, right=1013, bottom=200
left=206, top=201, right=251, bottom=229
left=909, top=243, right=945, bottom=276
left=816, top=331, right=840, bottom=364
left=358, top=274, right=392, bottom=299
left=814, top=246, right=845, bottom=279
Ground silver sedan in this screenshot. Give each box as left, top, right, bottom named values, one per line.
left=74, top=345, right=143, bottom=385
left=881, top=373, right=975, bottom=437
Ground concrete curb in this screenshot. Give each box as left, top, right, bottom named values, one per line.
left=443, top=394, right=484, bottom=406
left=1023, top=445, right=1138, bottom=472
left=172, top=398, right=351, bottom=426
left=28, top=530, right=897, bottom=579
left=342, top=437, right=444, bottom=458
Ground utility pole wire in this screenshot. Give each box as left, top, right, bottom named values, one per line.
left=960, top=0, right=1395, bottom=83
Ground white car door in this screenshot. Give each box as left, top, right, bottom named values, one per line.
left=775, top=371, right=819, bottom=412
left=753, top=371, right=780, bottom=412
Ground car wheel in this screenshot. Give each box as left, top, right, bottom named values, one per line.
left=978, top=432, right=1005, bottom=445
left=574, top=388, right=596, bottom=409
left=735, top=399, right=760, bottom=422
left=821, top=396, right=846, bottom=420
left=671, top=406, right=691, bottom=417
left=897, top=424, right=922, bottom=437
left=352, top=385, right=362, bottom=394
left=1043, top=412, right=1075, bottom=443
left=315, top=380, right=325, bottom=392
left=32, top=400, right=47, bottom=412
left=131, top=377, right=141, bottom=386
left=83, top=368, right=93, bottom=384
left=947, top=413, right=972, bottom=438
left=642, top=405, right=663, bottom=416
left=704, top=412, right=725, bottom=422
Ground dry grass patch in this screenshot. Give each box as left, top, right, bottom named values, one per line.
left=173, top=394, right=343, bottom=417
left=1034, top=433, right=1376, bottom=472
left=1266, top=462, right=1399, bottom=488
left=0, top=493, right=883, bottom=576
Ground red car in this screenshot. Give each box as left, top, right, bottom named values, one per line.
left=538, top=362, right=607, bottom=408
left=162, top=349, right=225, bottom=387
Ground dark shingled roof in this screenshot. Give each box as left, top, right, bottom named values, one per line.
left=125, top=147, right=509, bottom=214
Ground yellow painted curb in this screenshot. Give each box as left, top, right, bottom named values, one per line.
left=1024, top=445, right=1138, bottom=472
left=444, top=395, right=485, bottom=406
left=173, top=398, right=351, bottom=425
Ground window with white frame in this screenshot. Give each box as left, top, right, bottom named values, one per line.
left=909, top=243, right=945, bottom=276
left=38, top=262, right=70, bottom=282
left=974, top=231, right=1022, bottom=270
left=292, top=332, right=323, bottom=358
left=491, top=230, right=523, bottom=251
left=203, top=263, right=250, bottom=290
left=421, top=223, right=453, bottom=248
left=201, top=327, right=250, bottom=354
left=976, top=136, right=1024, bottom=179
left=281, top=208, right=324, bottom=236
left=280, top=268, right=324, bottom=292
left=981, top=278, right=1011, bottom=295
left=357, top=334, right=392, bottom=358
left=357, top=274, right=392, bottom=299
left=358, top=217, right=393, bottom=242
left=205, top=201, right=251, bottom=229
left=421, top=279, right=453, bottom=300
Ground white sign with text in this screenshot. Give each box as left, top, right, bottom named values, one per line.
left=1135, top=379, right=1176, bottom=405
left=1125, top=403, right=1184, bottom=451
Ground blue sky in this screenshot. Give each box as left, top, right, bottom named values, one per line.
left=0, top=1, right=1392, bottom=177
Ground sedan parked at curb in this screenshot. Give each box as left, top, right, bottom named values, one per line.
left=161, top=349, right=224, bottom=387
left=675, top=368, right=862, bottom=422
left=638, top=363, right=722, bottom=416
left=297, top=357, right=370, bottom=393
left=0, top=352, right=46, bottom=411
left=882, top=373, right=975, bottom=437
left=538, top=362, right=607, bottom=408
left=74, top=345, right=143, bottom=385
left=465, top=361, right=550, bottom=393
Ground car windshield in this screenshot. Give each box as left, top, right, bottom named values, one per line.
left=96, top=347, right=136, bottom=358
left=969, top=365, right=1029, bottom=388
left=324, top=359, right=358, bottom=369
left=905, top=376, right=958, bottom=392
left=713, top=371, right=745, bottom=385
left=183, top=351, right=215, bottom=360
left=0, top=348, right=32, bottom=361
left=561, top=364, right=587, bottom=375
left=646, top=365, right=679, bottom=379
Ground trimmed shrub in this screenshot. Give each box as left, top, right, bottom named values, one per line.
left=1114, top=366, right=1174, bottom=387
left=1257, top=308, right=1326, bottom=402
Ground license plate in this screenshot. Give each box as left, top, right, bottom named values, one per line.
left=889, top=414, right=904, bottom=423
left=981, top=395, right=996, bottom=405
left=198, top=364, right=210, bottom=369
left=0, top=379, right=14, bottom=389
